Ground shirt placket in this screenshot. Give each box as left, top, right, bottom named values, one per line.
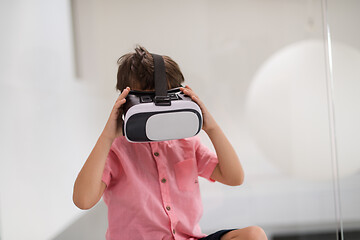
left=149, top=142, right=178, bottom=238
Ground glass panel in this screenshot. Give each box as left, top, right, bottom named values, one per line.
left=202, top=1, right=338, bottom=238
left=327, top=0, right=360, bottom=239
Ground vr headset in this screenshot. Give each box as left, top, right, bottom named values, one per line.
left=120, top=53, right=203, bottom=143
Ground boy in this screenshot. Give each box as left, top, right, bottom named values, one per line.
left=73, top=46, right=267, bottom=240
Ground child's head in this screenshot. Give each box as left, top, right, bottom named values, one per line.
left=116, top=45, right=184, bottom=91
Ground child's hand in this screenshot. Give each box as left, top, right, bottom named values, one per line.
left=102, top=87, right=130, bottom=141
left=180, top=85, right=218, bottom=134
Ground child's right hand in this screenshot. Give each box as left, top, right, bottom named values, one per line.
left=101, top=87, right=130, bottom=141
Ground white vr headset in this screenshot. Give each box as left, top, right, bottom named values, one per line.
left=121, top=53, right=203, bottom=143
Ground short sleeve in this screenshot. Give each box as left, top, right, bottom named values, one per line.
left=101, top=148, right=121, bottom=187
left=194, top=135, right=219, bottom=182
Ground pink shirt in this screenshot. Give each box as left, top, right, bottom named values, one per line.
left=101, top=135, right=219, bottom=240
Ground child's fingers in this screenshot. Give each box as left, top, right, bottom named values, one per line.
left=179, top=87, right=206, bottom=109
left=117, top=87, right=130, bottom=101
left=181, top=87, right=198, bottom=99
left=112, top=87, right=130, bottom=111
left=180, top=85, right=193, bottom=93
left=113, top=98, right=126, bottom=111
left=111, top=99, right=126, bottom=119
left=115, top=98, right=126, bottom=106
left=185, top=85, right=193, bottom=91
left=191, top=95, right=205, bottom=109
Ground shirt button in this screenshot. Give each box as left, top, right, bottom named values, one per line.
left=154, top=152, right=159, bottom=157
left=166, top=206, right=171, bottom=211
left=161, top=178, right=167, bottom=183
left=173, top=229, right=176, bottom=234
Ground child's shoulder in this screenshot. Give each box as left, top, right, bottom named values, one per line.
left=110, top=136, right=132, bottom=151
left=170, top=135, right=201, bottom=149
left=178, top=135, right=200, bottom=143
left=111, top=135, right=200, bottom=149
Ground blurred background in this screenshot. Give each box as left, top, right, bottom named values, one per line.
left=0, top=0, right=359, bottom=239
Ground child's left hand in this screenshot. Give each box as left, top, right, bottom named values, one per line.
left=180, top=85, right=218, bottom=134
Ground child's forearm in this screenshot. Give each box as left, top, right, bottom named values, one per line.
left=73, top=133, right=114, bottom=210
left=206, top=124, right=244, bottom=185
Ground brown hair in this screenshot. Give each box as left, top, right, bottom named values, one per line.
left=116, top=45, right=184, bottom=91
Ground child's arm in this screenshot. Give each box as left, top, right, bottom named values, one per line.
left=180, top=86, right=244, bottom=186
left=205, top=124, right=244, bottom=186
left=73, top=87, right=130, bottom=210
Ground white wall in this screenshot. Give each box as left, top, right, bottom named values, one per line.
left=1, top=0, right=359, bottom=239
left=0, top=1, right=116, bottom=239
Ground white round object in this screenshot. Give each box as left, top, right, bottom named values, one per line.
left=244, top=39, right=360, bottom=181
